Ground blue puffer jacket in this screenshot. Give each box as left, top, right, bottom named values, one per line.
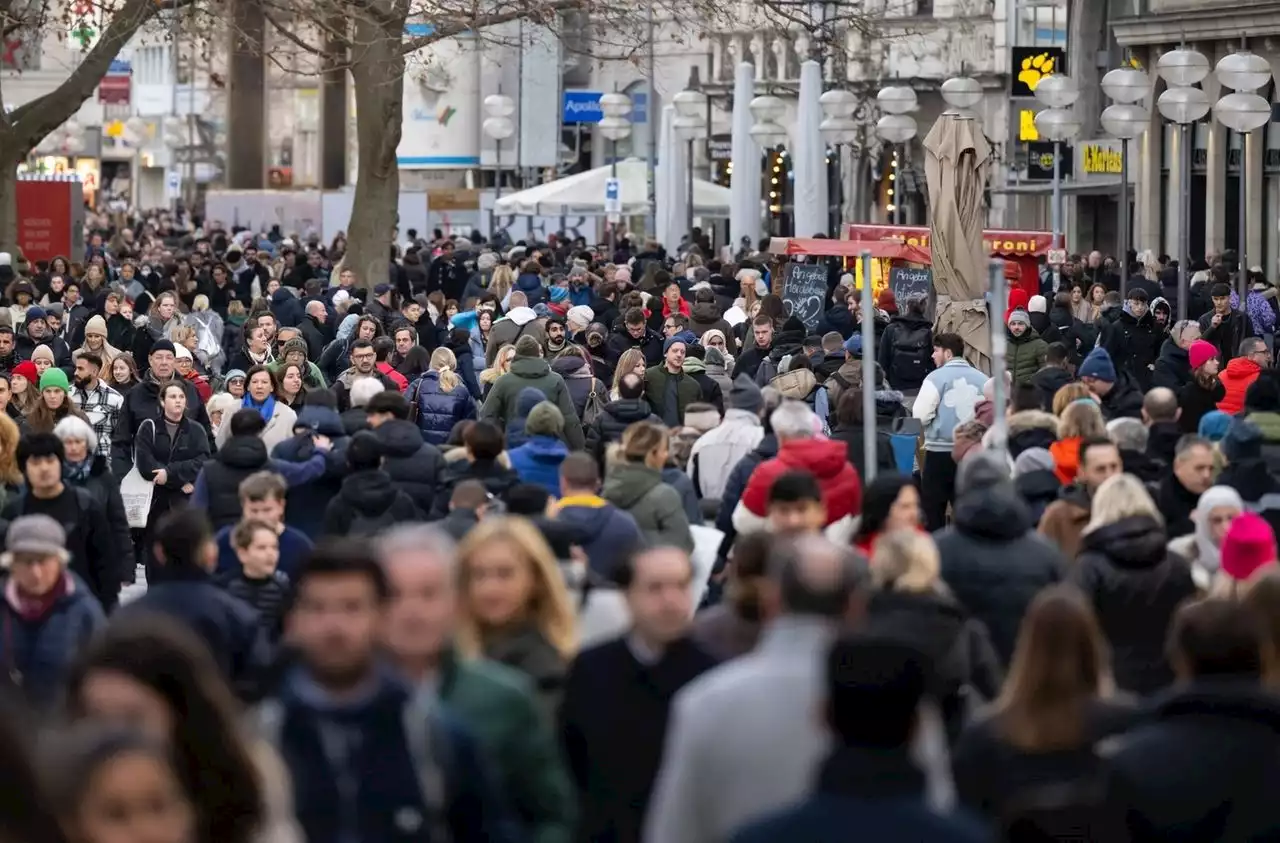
left=516, top=273, right=546, bottom=306
left=508, top=435, right=569, bottom=495
left=0, top=572, right=104, bottom=705
left=411, top=371, right=476, bottom=447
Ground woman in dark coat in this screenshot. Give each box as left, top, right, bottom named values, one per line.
left=1070, top=473, right=1197, bottom=695
left=1178, top=339, right=1226, bottom=433
left=409, top=347, right=477, bottom=447
left=446, top=327, right=483, bottom=400
left=551, top=347, right=605, bottom=429
left=828, top=387, right=897, bottom=482
left=53, top=415, right=134, bottom=578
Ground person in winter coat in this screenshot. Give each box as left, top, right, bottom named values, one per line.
left=504, top=386, right=547, bottom=452
left=770, top=358, right=831, bottom=429
left=1113, top=289, right=1162, bottom=390
left=828, top=387, right=896, bottom=483
left=485, top=292, right=548, bottom=366
left=687, top=376, right=766, bottom=502
left=588, top=373, right=661, bottom=469
left=1199, top=280, right=1254, bottom=363
left=1076, top=347, right=1143, bottom=421
left=1028, top=342, right=1074, bottom=412
left=551, top=347, right=606, bottom=432
left=1012, top=447, right=1061, bottom=526
left=877, top=293, right=934, bottom=391
left=602, top=421, right=694, bottom=553
left=53, top=417, right=133, bottom=575
left=864, top=530, right=1003, bottom=740
left=482, top=335, right=585, bottom=450
left=271, top=401, right=350, bottom=540
left=1071, top=473, right=1197, bottom=695
left=1155, top=435, right=1218, bottom=541
left=1106, top=597, right=1280, bottom=841
left=1048, top=399, right=1106, bottom=486
left=555, top=452, right=645, bottom=579
left=688, top=288, right=736, bottom=349
left=363, top=390, right=445, bottom=516
left=645, top=335, right=702, bottom=427
left=1152, top=318, right=1200, bottom=391
left=324, top=431, right=422, bottom=535
left=408, top=347, right=476, bottom=447
left=1004, top=308, right=1049, bottom=387
left=936, top=451, right=1066, bottom=663
left=681, top=350, right=725, bottom=416
left=109, top=341, right=211, bottom=478
left=134, top=381, right=211, bottom=534
left=1166, top=485, right=1245, bottom=590
left=215, top=365, right=297, bottom=454
left=1218, top=336, right=1269, bottom=415
left=508, top=402, right=569, bottom=496
left=431, top=421, right=521, bottom=517
left=1048, top=291, right=1092, bottom=364
left=733, top=400, right=862, bottom=544
left=1179, top=339, right=1227, bottom=433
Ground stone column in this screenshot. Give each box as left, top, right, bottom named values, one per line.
left=1136, top=60, right=1163, bottom=255
left=1202, top=43, right=1227, bottom=258
left=1247, top=129, right=1264, bottom=268
left=226, top=0, right=266, bottom=189
left=1165, top=124, right=1183, bottom=261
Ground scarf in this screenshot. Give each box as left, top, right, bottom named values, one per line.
left=63, top=458, right=92, bottom=483
left=6, top=573, right=69, bottom=623
left=243, top=392, right=277, bottom=423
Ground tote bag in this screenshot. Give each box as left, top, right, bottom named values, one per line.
left=120, top=420, right=156, bottom=528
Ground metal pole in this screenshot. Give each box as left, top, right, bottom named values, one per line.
left=893, top=144, right=901, bottom=225
left=1051, top=139, right=1061, bottom=292
left=1177, top=121, right=1190, bottom=321
left=609, top=143, right=617, bottom=254
left=989, top=259, right=1008, bottom=456
left=1119, top=136, right=1129, bottom=299
left=1238, top=130, right=1248, bottom=303
left=860, top=250, right=877, bottom=482
left=169, top=14, right=179, bottom=214
left=645, top=0, right=656, bottom=236
left=686, top=137, right=695, bottom=240
left=492, top=139, right=501, bottom=239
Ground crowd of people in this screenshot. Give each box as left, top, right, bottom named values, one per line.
left=0, top=223, right=1276, bottom=842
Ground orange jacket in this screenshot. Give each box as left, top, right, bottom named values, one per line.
left=1217, top=357, right=1262, bottom=416
left=1049, top=436, right=1082, bottom=486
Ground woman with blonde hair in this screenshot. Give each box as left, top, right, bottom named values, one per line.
left=1072, top=473, right=1198, bottom=694
left=456, top=516, right=577, bottom=716
left=185, top=293, right=226, bottom=373
left=1051, top=382, right=1094, bottom=416
left=1048, top=399, right=1105, bottom=485
left=609, top=348, right=648, bottom=401
left=408, top=346, right=476, bottom=446
left=490, top=264, right=516, bottom=303
left=602, top=421, right=694, bottom=552
left=0, top=413, right=24, bottom=508
left=479, top=343, right=517, bottom=400
left=952, top=586, right=1137, bottom=824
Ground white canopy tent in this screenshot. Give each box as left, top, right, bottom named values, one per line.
left=493, top=157, right=732, bottom=218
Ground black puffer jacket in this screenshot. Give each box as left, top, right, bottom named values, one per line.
left=431, top=458, right=520, bottom=518
left=133, top=414, right=211, bottom=520
left=877, top=313, right=933, bottom=391
left=1072, top=514, right=1197, bottom=695
left=1098, top=370, right=1145, bottom=421
left=111, top=374, right=211, bottom=478
left=201, top=435, right=271, bottom=530
left=1048, top=302, right=1092, bottom=363
left=271, top=406, right=349, bottom=540
left=324, top=469, right=422, bottom=536
left=373, top=419, right=444, bottom=516
left=65, top=455, right=134, bottom=583
left=588, top=398, right=660, bottom=467
left=1151, top=338, right=1192, bottom=391
left=935, top=477, right=1066, bottom=664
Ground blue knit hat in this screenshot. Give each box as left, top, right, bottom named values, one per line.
left=1078, top=347, right=1116, bottom=382
left=1199, top=410, right=1232, bottom=443
left=1222, top=418, right=1263, bottom=460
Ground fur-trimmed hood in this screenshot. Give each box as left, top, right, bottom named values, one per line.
left=1007, top=409, right=1060, bottom=439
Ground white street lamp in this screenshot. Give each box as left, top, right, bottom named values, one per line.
left=940, top=76, right=984, bottom=112
left=821, top=89, right=861, bottom=234
left=1033, top=73, right=1080, bottom=288
left=749, top=95, right=788, bottom=147
left=1214, top=50, right=1273, bottom=301
left=1101, top=66, right=1151, bottom=296
left=1157, top=46, right=1210, bottom=319
left=598, top=91, right=632, bottom=253
left=876, top=85, right=917, bottom=116
left=674, top=104, right=708, bottom=237
left=483, top=92, right=515, bottom=237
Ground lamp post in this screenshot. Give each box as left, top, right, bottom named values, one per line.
left=1033, top=73, right=1081, bottom=293
left=875, top=85, right=918, bottom=224
left=1157, top=47, right=1211, bottom=321
left=482, top=92, right=515, bottom=239
left=1100, top=67, right=1150, bottom=298
left=940, top=75, right=984, bottom=114
left=673, top=85, right=708, bottom=244
left=820, top=89, right=859, bottom=234
left=598, top=91, right=633, bottom=254
left=749, top=95, right=788, bottom=233
left=1213, top=48, right=1273, bottom=303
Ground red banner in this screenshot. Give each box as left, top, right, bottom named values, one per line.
left=845, top=224, right=1051, bottom=257
left=16, top=181, right=74, bottom=264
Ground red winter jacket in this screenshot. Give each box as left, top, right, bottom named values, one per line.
left=736, top=438, right=863, bottom=531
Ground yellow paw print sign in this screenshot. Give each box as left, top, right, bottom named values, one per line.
left=1019, top=53, right=1056, bottom=89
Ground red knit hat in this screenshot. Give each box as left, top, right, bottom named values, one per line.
left=1221, top=512, right=1278, bottom=582
left=1188, top=339, right=1219, bottom=371
left=10, top=360, right=37, bottom=384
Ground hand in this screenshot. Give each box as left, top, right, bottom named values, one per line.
left=152, top=468, right=167, bottom=485
left=1212, top=314, right=1223, bottom=327
left=181, top=483, right=194, bottom=494
left=312, top=434, right=332, bottom=452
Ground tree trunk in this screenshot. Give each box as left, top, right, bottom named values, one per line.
left=0, top=156, right=18, bottom=254
left=345, top=14, right=406, bottom=293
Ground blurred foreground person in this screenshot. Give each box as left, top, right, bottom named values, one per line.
left=561, top=546, right=717, bottom=843
left=730, top=636, right=987, bottom=843
left=260, top=539, right=518, bottom=843
left=379, top=524, right=576, bottom=843
left=644, top=537, right=868, bottom=843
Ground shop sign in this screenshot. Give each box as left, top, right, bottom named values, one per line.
left=1080, top=142, right=1122, bottom=175
left=1010, top=47, right=1066, bottom=98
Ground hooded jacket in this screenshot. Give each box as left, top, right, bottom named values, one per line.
left=505, top=387, right=548, bottom=451
left=409, top=370, right=476, bottom=447
left=432, top=458, right=521, bottom=519
left=485, top=307, right=546, bottom=366
left=272, top=406, right=350, bottom=539
left=324, top=469, right=423, bottom=535
left=686, top=409, right=765, bottom=501
left=602, top=462, right=694, bottom=552
left=688, top=301, right=735, bottom=349
left=936, top=475, right=1065, bottom=663
left=734, top=438, right=862, bottom=542
left=481, top=357, right=585, bottom=450
left=1072, top=514, right=1197, bottom=694
left=551, top=355, right=606, bottom=426
left=1005, top=326, right=1049, bottom=387
left=555, top=494, right=645, bottom=578
left=1005, top=409, right=1059, bottom=458
left=770, top=368, right=830, bottom=424
left=508, top=435, right=569, bottom=496
left=1218, top=356, right=1262, bottom=416
left=1152, top=338, right=1193, bottom=391
left=588, top=399, right=662, bottom=469
left=680, top=357, right=725, bottom=415
left=373, top=418, right=445, bottom=516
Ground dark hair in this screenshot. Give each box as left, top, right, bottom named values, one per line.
left=1210, top=282, right=1232, bottom=298
left=613, top=545, right=693, bottom=591
left=229, top=408, right=267, bottom=438
left=350, top=338, right=374, bottom=355
left=826, top=635, right=927, bottom=748
left=65, top=614, right=266, bottom=843
left=624, top=307, right=646, bottom=326
left=366, top=390, right=410, bottom=420
left=619, top=372, right=645, bottom=400
left=0, top=696, right=64, bottom=843
left=464, top=420, right=504, bottom=460
left=43, top=727, right=183, bottom=833
left=1045, top=341, right=1069, bottom=366
left=231, top=518, right=275, bottom=550
left=506, top=483, right=550, bottom=516
left=450, top=480, right=490, bottom=510
left=154, top=507, right=213, bottom=570
left=294, top=539, right=390, bottom=602
left=665, top=314, right=689, bottom=331
left=372, top=335, right=394, bottom=362
left=17, top=432, right=64, bottom=470
left=836, top=388, right=866, bottom=427
left=244, top=364, right=277, bottom=394
left=853, top=474, right=916, bottom=542
left=1126, top=288, right=1148, bottom=303
left=933, top=333, right=965, bottom=357
left=1078, top=435, right=1119, bottom=467
left=76, top=351, right=103, bottom=370
left=1168, top=597, right=1269, bottom=679
left=560, top=451, right=599, bottom=490
left=346, top=430, right=383, bottom=471
left=768, top=470, right=823, bottom=505
left=752, top=313, right=773, bottom=328
left=1011, top=382, right=1042, bottom=413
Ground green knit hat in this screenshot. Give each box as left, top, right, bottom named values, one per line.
left=39, top=368, right=70, bottom=393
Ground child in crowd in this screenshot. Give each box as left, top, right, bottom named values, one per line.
left=214, top=471, right=313, bottom=577
left=218, top=519, right=291, bottom=640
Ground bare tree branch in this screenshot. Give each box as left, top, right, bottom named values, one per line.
left=399, top=0, right=583, bottom=54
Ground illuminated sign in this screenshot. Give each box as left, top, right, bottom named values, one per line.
left=1019, top=109, right=1039, bottom=142
left=1081, top=143, right=1123, bottom=174
left=1011, top=47, right=1067, bottom=98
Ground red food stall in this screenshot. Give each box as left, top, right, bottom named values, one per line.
left=845, top=224, right=1050, bottom=300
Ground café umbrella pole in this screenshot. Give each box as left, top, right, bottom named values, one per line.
left=861, top=250, right=877, bottom=483
left=989, top=258, right=1008, bottom=457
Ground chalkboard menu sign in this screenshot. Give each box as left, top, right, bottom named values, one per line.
left=889, top=266, right=932, bottom=304
left=782, top=262, right=827, bottom=330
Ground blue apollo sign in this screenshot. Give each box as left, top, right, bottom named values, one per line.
left=562, top=90, right=647, bottom=125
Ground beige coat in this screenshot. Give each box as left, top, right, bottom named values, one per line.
left=215, top=400, right=297, bottom=455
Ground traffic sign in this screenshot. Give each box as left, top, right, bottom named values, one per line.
left=167, top=171, right=180, bottom=200
left=1047, top=248, right=1067, bottom=266
left=604, top=177, right=621, bottom=215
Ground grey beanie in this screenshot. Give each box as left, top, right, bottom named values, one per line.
left=729, top=374, right=763, bottom=414
left=1013, top=446, right=1056, bottom=477
left=525, top=401, right=565, bottom=437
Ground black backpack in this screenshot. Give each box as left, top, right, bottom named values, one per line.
left=889, top=324, right=932, bottom=386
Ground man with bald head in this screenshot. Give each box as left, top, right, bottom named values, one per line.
left=1142, top=386, right=1183, bottom=465
left=299, top=299, right=330, bottom=359
left=645, top=536, right=870, bottom=843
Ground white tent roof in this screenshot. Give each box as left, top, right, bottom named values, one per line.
left=493, top=157, right=732, bottom=218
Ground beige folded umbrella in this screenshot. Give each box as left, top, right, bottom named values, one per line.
left=923, top=112, right=993, bottom=373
